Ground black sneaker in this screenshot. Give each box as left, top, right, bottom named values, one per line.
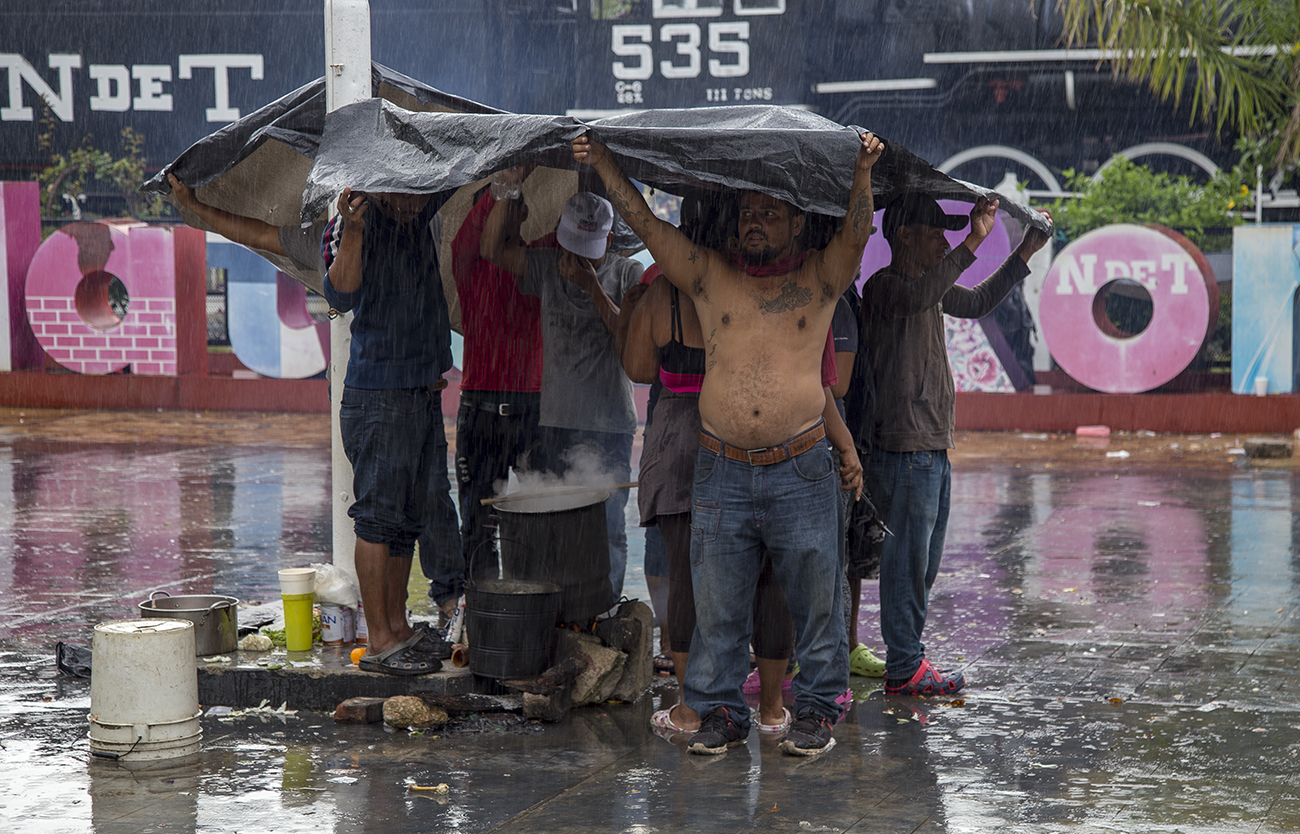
left=412, top=622, right=453, bottom=660
left=687, top=707, right=747, bottom=755
left=778, top=710, right=836, bottom=756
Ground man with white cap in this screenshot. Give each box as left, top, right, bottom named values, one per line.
left=482, top=187, right=644, bottom=602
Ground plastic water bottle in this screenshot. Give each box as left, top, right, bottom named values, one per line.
left=444, top=594, right=467, bottom=645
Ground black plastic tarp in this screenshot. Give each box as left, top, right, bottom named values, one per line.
left=142, top=63, right=502, bottom=294
left=300, top=98, right=1051, bottom=234
left=147, top=66, right=1049, bottom=300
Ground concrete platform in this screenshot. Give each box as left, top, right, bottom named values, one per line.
left=196, top=648, right=479, bottom=711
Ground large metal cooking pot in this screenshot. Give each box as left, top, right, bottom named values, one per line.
left=491, top=487, right=612, bottom=625
left=138, top=592, right=239, bottom=656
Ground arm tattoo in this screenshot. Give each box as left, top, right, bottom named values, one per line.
left=687, top=248, right=699, bottom=263
left=606, top=181, right=654, bottom=231
left=850, top=191, right=874, bottom=234
left=760, top=279, right=814, bottom=314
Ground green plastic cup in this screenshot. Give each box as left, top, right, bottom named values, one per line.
left=281, top=593, right=314, bottom=651
left=278, top=567, right=317, bottom=652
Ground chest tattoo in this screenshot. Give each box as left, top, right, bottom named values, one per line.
left=760, top=279, right=813, bottom=315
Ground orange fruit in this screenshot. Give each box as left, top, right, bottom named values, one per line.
left=350, top=647, right=365, bottom=666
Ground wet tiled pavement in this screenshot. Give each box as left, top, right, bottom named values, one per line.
left=1, top=410, right=1298, bottom=833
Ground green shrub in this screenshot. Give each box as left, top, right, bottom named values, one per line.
left=1045, top=157, right=1241, bottom=252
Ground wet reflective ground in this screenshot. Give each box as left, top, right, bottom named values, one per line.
left=1, top=412, right=1298, bottom=833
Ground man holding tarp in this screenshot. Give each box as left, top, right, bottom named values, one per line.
left=322, top=187, right=459, bottom=675
left=480, top=183, right=642, bottom=604
left=861, top=195, right=1051, bottom=697
left=573, top=129, right=884, bottom=757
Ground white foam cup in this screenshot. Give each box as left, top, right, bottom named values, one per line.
left=278, top=567, right=316, bottom=596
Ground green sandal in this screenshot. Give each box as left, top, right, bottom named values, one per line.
left=849, top=645, right=886, bottom=678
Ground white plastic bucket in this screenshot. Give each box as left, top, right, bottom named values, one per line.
left=89, top=619, right=202, bottom=762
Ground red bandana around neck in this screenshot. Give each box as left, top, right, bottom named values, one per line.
left=730, top=249, right=811, bottom=277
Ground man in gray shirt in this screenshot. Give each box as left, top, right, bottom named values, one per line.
left=860, top=193, right=1050, bottom=697
left=483, top=189, right=643, bottom=602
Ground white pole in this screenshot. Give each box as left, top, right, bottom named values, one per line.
left=325, top=0, right=371, bottom=577
left=1255, top=164, right=1263, bottom=224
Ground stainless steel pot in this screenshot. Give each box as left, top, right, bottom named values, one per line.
left=138, top=592, right=239, bottom=656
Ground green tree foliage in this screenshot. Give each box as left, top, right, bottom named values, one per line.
left=35, top=107, right=167, bottom=221
left=1046, top=156, right=1241, bottom=250
left=1058, top=1, right=1300, bottom=169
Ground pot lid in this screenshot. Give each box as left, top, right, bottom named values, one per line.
left=491, top=488, right=611, bottom=514
left=95, top=619, right=193, bottom=635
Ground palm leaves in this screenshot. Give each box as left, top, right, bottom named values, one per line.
left=1057, top=0, right=1300, bottom=167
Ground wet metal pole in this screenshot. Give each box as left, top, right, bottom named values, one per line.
left=325, top=0, right=371, bottom=578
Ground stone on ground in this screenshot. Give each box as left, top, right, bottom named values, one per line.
left=596, top=600, right=653, bottom=702
left=1245, top=438, right=1292, bottom=458
left=383, top=695, right=449, bottom=729
left=559, top=632, right=626, bottom=706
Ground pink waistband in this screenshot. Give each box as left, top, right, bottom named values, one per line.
left=659, top=368, right=704, bottom=394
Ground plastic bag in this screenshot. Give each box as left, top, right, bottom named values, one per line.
left=56, top=642, right=93, bottom=677
left=311, top=562, right=360, bottom=607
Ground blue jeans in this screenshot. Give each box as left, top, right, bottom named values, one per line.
left=339, top=386, right=461, bottom=564
left=866, top=448, right=951, bottom=681
left=683, top=437, right=848, bottom=729
left=423, top=393, right=541, bottom=606
left=534, top=426, right=633, bottom=600
left=416, top=398, right=467, bottom=606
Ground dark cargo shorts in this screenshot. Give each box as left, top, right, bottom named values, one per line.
left=339, top=385, right=446, bottom=559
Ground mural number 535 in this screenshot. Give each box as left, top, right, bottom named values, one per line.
left=612, top=23, right=751, bottom=81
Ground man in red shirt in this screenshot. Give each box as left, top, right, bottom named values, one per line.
left=427, top=181, right=546, bottom=613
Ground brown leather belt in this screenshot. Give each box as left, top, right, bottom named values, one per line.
left=699, top=422, right=826, bottom=466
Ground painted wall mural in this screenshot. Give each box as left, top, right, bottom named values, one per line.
left=1231, top=224, right=1300, bottom=395
left=2, top=179, right=1294, bottom=399
left=26, top=221, right=181, bottom=375
left=207, top=239, right=327, bottom=379
left=0, top=183, right=327, bottom=379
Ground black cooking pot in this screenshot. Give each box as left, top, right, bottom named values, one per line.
left=491, top=488, right=613, bottom=625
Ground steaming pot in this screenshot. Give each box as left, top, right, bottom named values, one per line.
left=490, top=487, right=613, bottom=625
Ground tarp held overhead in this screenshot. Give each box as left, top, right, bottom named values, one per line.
left=147, top=63, right=1049, bottom=303
left=300, top=98, right=1051, bottom=234
left=142, top=63, right=502, bottom=295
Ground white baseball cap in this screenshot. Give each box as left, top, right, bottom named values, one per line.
left=556, top=192, right=614, bottom=260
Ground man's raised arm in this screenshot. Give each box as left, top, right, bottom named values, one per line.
left=813, top=132, right=884, bottom=296
left=572, top=133, right=712, bottom=298
left=169, top=173, right=284, bottom=255
left=479, top=167, right=531, bottom=277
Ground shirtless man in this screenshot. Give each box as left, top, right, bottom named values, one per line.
left=574, top=130, right=883, bottom=756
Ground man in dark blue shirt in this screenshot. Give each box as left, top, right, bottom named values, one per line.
left=322, top=187, right=459, bottom=675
